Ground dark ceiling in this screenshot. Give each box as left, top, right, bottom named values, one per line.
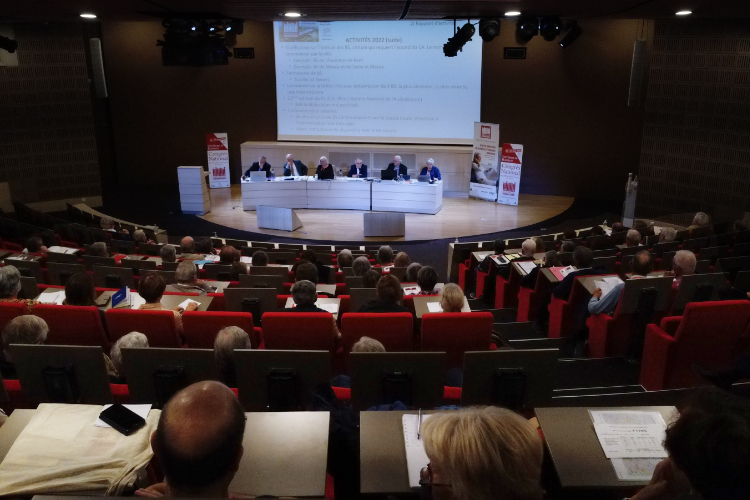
left=2, top=0, right=750, bottom=23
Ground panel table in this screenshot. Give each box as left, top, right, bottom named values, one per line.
left=306, top=178, right=371, bottom=210
left=371, top=180, right=443, bottom=214
left=241, top=178, right=308, bottom=210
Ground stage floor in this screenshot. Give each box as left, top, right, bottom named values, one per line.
left=200, top=185, right=574, bottom=241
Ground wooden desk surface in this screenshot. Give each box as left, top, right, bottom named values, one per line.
left=316, top=284, right=337, bottom=295
left=541, top=268, right=560, bottom=284
left=0, top=409, right=330, bottom=498
left=37, top=289, right=213, bottom=311
left=412, top=295, right=470, bottom=318
left=204, top=280, right=230, bottom=293
left=5, top=255, right=41, bottom=263
left=535, top=406, right=677, bottom=490
left=283, top=297, right=340, bottom=320
left=360, top=410, right=436, bottom=495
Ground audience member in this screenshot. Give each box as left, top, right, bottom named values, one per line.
left=589, top=250, right=653, bottom=315
left=180, top=236, right=196, bottom=255
left=137, top=381, right=245, bottom=498
left=667, top=249, right=697, bottom=291
left=658, top=227, right=677, bottom=243
left=377, top=245, right=394, bottom=266
left=625, top=229, right=642, bottom=247
left=195, top=238, right=215, bottom=255
left=295, top=262, right=319, bottom=283
left=133, top=229, right=155, bottom=245
left=167, top=261, right=215, bottom=295
left=0, top=315, right=48, bottom=379
left=591, top=225, right=605, bottom=236
left=406, top=262, right=422, bottom=282
left=611, top=222, right=625, bottom=233
left=689, top=211, right=711, bottom=230
left=560, top=240, right=576, bottom=253
left=0, top=266, right=39, bottom=311
left=393, top=251, right=411, bottom=268
left=352, top=256, right=371, bottom=276
left=337, top=249, right=353, bottom=269
left=521, top=250, right=559, bottom=289
left=630, top=389, right=750, bottom=500
left=417, top=266, right=440, bottom=295
left=251, top=250, right=269, bottom=267
left=139, top=274, right=197, bottom=335
left=282, top=280, right=340, bottom=339
left=160, top=244, right=177, bottom=263
left=109, top=332, right=149, bottom=382
left=214, top=326, right=252, bottom=387
left=64, top=271, right=106, bottom=325
left=229, top=262, right=247, bottom=281
left=351, top=336, right=386, bottom=353
left=477, top=238, right=505, bottom=275
left=563, top=228, right=577, bottom=239
left=299, top=249, right=330, bottom=284
left=733, top=219, right=748, bottom=233
left=633, top=219, right=653, bottom=236
left=440, top=283, right=465, bottom=313
left=520, top=238, right=536, bottom=257
left=361, top=270, right=381, bottom=288
left=421, top=407, right=544, bottom=500
left=359, top=275, right=409, bottom=313
left=219, top=245, right=239, bottom=265
left=24, top=236, right=47, bottom=254
left=532, top=237, right=545, bottom=253
left=100, top=216, right=126, bottom=234
left=88, top=242, right=109, bottom=257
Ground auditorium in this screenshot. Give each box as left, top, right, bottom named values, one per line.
left=0, top=1, right=749, bottom=499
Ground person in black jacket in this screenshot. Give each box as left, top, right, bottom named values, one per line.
left=347, top=159, right=368, bottom=178
left=358, top=274, right=410, bottom=313
left=385, top=155, right=408, bottom=178
left=283, top=154, right=308, bottom=176
left=521, top=250, right=560, bottom=289
left=315, top=156, right=335, bottom=180
left=242, top=156, right=273, bottom=178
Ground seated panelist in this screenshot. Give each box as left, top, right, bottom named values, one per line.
left=315, top=156, right=335, bottom=180
left=283, top=154, right=308, bottom=176
left=386, top=155, right=408, bottom=177
left=419, top=158, right=441, bottom=180
left=347, top=158, right=368, bottom=178
left=242, top=155, right=273, bottom=179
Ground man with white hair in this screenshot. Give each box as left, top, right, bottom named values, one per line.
left=690, top=211, right=711, bottom=228
left=669, top=249, right=697, bottom=291
left=109, top=331, right=149, bottom=381
left=132, top=229, right=155, bottom=244
left=283, top=154, right=307, bottom=176
left=166, top=261, right=216, bottom=295
left=347, top=158, right=368, bottom=178
left=1, top=315, right=48, bottom=379
left=419, top=158, right=441, bottom=180
left=214, top=326, right=252, bottom=387
left=625, top=229, right=642, bottom=247
left=659, top=227, right=677, bottom=243
left=315, top=156, right=335, bottom=180
left=386, top=155, right=408, bottom=177
left=160, top=244, right=177, bottom=263
left=242, top=155, right=272, bottom=179
left=521, top=238, right=537, bottom=258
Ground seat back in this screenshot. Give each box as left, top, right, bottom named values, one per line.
left=82, top=255, right=117, bottom=271
left=45, top=251, right=80, bottom=264
left=6, top=259, right=44, bottom=283
left=344, top=276, right=364, bottom=292
left=120, top=258, right=158, bottom=275
left=182, top=311, right=258, bottom=348
left=137, top=243, right=162, bottom=256
left=18, top=277, right=39, bottom=300
left=387, top=267, right=408, bottom=281
left=224, top=288, right=278, bottom=315
left=33, top=305, right=110, bottom=350
left=665, top=300, right=750, bottom=388
left=204, top=264, right=233, bottom=280
left=239, top=274, right=285, bottom=294
left=420, top=312, right=494, bottom=367
left=0, top=301, right=28, bottom=332
left=350, top=287, right=378, bottom=312
left=262, top=312, right=335, bottom=352
left=266, top=251, right=297, bottom=265
left=105, top=308, right=181, bottom=347
left=341, top=313, right=413, bottom=354
left=140, top=269, right=177, bottom=284
left=111, top=240, right=136, bottom=255
left=47, top=261, right=87, bottom=286
left=93, top=266, right=135, bottom=288
left=250, top=266, right=291, bottom=278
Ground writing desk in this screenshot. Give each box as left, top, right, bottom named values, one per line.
left=283, top=297, right=341, bottom=320
left=535, top=406, right=677, bottom=490
left=360, top=410, right=436, bottom=495
left=412, top=295, right=470, bottom=318
left=0, top=409, right=330, bottom=498
left=37, top=289, right=213, bottom=311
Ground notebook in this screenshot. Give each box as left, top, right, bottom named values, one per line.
left=402, top=414, right=432, bottom=488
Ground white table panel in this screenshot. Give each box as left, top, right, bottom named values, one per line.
left=306, top=179, right=371, bottom=210
left=241, top=179, right=308, bottom=211
left=371, top=181, right=442, bottom=215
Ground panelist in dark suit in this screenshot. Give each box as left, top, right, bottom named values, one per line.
left=386, top=155, right=408, bottom=177
left=242, top=155, right=273, bottom=179
left=347, top=158, right=368, bottom=178
left=419, top=158, right=441, bottom=180
left=315, top=156, right=336, bottom=180
left=282, top=154, right=308, bottom=176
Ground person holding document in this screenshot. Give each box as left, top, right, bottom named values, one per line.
left=315, top=156, right=335, bottom=180
left=242, top=155, right=273, bottom=179
left=347, top=158, right=368, bottom=178
left=419, top=159, right=441, bottom=180
left=283, top=154, right=308, bottom=176
left=386, top=155, right=408, bottom=178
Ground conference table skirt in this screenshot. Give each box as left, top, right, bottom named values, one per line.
left=240, top=177, right=443, bottom=214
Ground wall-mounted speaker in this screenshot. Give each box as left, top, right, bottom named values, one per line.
left=89, top=38, right=108, bottom=98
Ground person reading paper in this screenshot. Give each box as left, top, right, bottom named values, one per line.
left=242, top=155, right=273, bottom=179
left=347, top=159, right=368, bottom=178
left=419, top=158, right=441, bottom=180
left=386, top=155, right=408, bottom=177
left=315, top=156, right=335, bottom=180
left=283, top=154, right=308, bottom=176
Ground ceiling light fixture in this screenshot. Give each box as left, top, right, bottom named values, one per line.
left=505, top=11, right=521, bottom=17
left=80, top=13, right=97, bottom=19
left=676, top=10, right=692, bottom=15
left=284, top=12, right=302, bottom=18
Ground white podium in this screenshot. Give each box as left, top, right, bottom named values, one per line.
left=257, top=205, right=303, bottom=232
left=178, top=166, right=210, bottom=215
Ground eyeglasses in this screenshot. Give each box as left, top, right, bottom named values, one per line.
left=420, top=463, right=451, bottom=499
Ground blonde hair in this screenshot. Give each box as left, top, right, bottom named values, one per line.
left=421, top=407, right=544, bottom=500
left=440, top=283, right=464, bottom=313
left=352, top=336, right=386, bottom=353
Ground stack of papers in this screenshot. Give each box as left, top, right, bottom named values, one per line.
left=593, top=276, right=624, bottom=297
left=240, top=256, right=252, bottom=264
left=48, top=246, right=78, bottom=254
left=402, top=414, right=432, bottom=488
left=426, top=302, right=443, bottom=313
left=316, top=302, right=339, bottom=314
left=590, top=410, right=668, bottom=481
left=38, top=290, right=66, bottom=305
left=517, top=261, right=538, bottom=274
left=203, top=254, right=220, bottom=262
left=177, top=299, right=200, bottom=310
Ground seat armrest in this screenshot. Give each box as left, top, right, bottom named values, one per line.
left=639, top=324, right=677, bottom=391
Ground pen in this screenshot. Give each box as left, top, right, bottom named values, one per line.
left=418, top=408, right=422, bottom=440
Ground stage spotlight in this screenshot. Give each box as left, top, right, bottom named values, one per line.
left=0, top=35, right=18, bottom=54
left=559, top=20, right=582, bottom=48
left=516, top=16, right=538, bottom=42
left=539, top=17, right=561, bottom=41
left=443, top=22, right=475, bottom=57
left=478, top=19, right=501, bottom=42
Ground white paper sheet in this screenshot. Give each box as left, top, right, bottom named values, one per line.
left=560, top=265, right=576, bottom=278
left=177, top=298, right=201, bottom=310
left=426, top=302, right=443, bottom=313
left=593, top=276, right=624, bottom=297
left=590, top=411, right=668, bottom=459
left=316, top=302, right=339, bottom=314
left=203, top=254, right=220, bottom=262
left=94, top=404, right=152, bottom=428
left=611, top=458, right=662, bottom=481
left=517, top=260, right=538, bottom=274
left=38, top=290, right=66, bottom=305
left=402, top=414, right=433, bottom=488
left=48, top=246, right=78, bottom=254
left=128, top=293, right=147, bottom=310
left=240, top=256, right=252, bottom=264
left=403, top=286, right=421, bottom=296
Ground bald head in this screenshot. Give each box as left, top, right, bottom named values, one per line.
left=154, top=381, right=245, bottom=495
left=180, top=236, right=195, bottom=254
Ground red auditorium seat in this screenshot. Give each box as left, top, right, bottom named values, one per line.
left=548, top=275, right=599, bottom=338
left=340, top=313, right=413, bottom=355
left=32, top=305, right=110, bottom=350
left=182, top=311, right=261, bottom=348
left=105, top=308, right=182, bottom=347
left=261, top=312, right=336, bottom=352
left=640, top=300, right=750, bottom=391
left=420, top=312, right=495, bottom=368
left=494, top=274, right=511, bottom=309
left=457, top=259, right=470, bottom=291
left=517, top=271, right=553, bottom=323
left=0, top=302, right=29, bottom=331
left=474, top=270, right=489, bottom=298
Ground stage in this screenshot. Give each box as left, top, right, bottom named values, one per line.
left=200, top=185, right=574, bottom=241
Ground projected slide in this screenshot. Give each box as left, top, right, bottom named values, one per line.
left=273, top=21, right=482, bottom=144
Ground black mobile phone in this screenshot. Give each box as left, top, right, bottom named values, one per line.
left=99, top=404, right=146, bottom=436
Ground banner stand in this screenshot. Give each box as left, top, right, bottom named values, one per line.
left=497, top=143, right=523, bottom=206
left=469, top=122, right=500, bottom=201
left=207, top=133, right=230, bottom=188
